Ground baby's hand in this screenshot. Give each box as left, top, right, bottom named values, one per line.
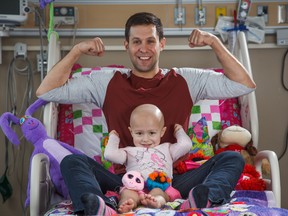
left=174, top=124, right=183, bottom=135
left=109, top=130, right=119, bottom=137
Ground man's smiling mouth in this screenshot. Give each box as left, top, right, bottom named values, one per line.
left=138, top=56, right=150, bottom=60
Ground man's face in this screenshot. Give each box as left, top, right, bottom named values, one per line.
left=124, top=24, right=166, bottom=78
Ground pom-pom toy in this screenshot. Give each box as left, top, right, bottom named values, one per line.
left=236, top=164, right=266, bottom=191
left=146, top=171, right=171, bottom=191
left=0, top=99, right=83, bottom=207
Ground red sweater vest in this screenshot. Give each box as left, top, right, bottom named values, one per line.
left=103, top=70, right=193, bottom=174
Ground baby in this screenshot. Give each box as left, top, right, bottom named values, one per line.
left=104, top=104, right=192, bottom=213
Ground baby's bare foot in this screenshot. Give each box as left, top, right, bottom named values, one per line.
left=118, top=198, right=135, bottom=213
left=140, top=194, right=162, bottom=209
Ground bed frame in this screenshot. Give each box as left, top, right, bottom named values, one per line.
left=29, top=31, right=281, bottom=216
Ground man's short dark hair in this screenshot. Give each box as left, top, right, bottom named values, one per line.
left=125, top=12, right=164, bottom=41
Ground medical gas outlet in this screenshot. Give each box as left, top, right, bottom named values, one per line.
left=54, top=6, right=76, bottom=25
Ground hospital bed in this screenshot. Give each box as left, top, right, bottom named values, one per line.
left=29, top=31, right=285, bottom=216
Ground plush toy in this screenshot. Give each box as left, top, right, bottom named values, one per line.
left=212, top=125, right=270, bottom=175
left=211, top=125, right=269, bottom=190
left=236, top=164, right=266, bottom=191
left=121, top=170, right=145, bottom=192
left=212, top=125, right=257, bottom=166
left=121, top=170, right=172, bottom=192
left=211, top=125, right=258, bottom=161
left=215, top=125, right=253, bottom=152
left=146, top=171, right=171, bottom=191
left=0, top=99, right=83, bottom=207
left=146, top=171, right=181, bottom=201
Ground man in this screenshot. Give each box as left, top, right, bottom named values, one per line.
left=37, top=12, right=256, bottom=215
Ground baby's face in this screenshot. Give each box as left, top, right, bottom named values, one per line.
left=129, top=114, right=166, bottom=148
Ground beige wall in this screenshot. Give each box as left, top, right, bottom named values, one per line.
left=1, top=34, right=288, bottom=215
left=1, top=2, right=288, bottom=215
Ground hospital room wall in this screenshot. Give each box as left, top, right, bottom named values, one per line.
left=0, top=2, right=288, bottom=215
left=0, top=36, right=287, bottom=215
left=0, top=48, right=42, bottom=216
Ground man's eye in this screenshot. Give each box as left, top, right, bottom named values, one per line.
left=147, top=40, right=155, bottom=44
left=133, top=40, right=140, bottom=45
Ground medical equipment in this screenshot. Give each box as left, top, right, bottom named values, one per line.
left=0, top=0, right=28, bottom=26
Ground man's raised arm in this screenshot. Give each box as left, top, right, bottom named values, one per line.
left=188, top=29, right=256, bottom=89
left=36, top=37, right=105, bottom=96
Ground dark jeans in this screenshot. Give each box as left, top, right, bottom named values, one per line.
left=173, top=151, right=245, bottom=205
left=60, top=154, right=122, bottom=213
left=60, top=151, right=244, bottom=212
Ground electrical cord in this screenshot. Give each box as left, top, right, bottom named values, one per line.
left=26, top=4, right=48, bottom=81
left=7, top=56, right=34, bottom=115
left=71, top=7, right=79, bottom=47
left=6, top=54, right=34, bottom=216
left=278, top=127, right=288, bottom=161
left=281, top=48, right=288, bottom=91
left=278, top=48, right=288, bottom=161
left=35, top=7, right=48, bottom=81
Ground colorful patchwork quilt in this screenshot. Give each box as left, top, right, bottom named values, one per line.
left=50, top=67, right=287, bottom=215
left=45, top=190, right=288, bottom=216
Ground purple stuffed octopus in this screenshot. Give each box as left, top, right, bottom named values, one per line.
left=0, top=99, right=83, bottom=207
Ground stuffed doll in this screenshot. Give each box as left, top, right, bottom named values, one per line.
left=0, top=99, right=83, bottom=207
left=211, top=125, right=258, bottom=161
left=211, top=125, right=270, bottom=187
left=215, top=125, right=253, bottom=153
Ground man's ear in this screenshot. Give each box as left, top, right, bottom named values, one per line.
left=161, top=127, right=167, bottom=137
left=160, top=37, right=166, bottom=51
left=124, top=40, right=129, bottom=50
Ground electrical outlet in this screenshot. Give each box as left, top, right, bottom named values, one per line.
left=278, top=5, right=288, bottom=24
left=277, top=29, right=288, bottom=46
left=257, top=5, right=268, bottom=23
left=216, top=7, right=227, bottom=20
left=174, top=7, right=185, bottom=25
left=37, top=51, right=48, bottom=72
left=14, top=43, right=27, bottom=58
left=195, top=7, right=206, bottom=26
